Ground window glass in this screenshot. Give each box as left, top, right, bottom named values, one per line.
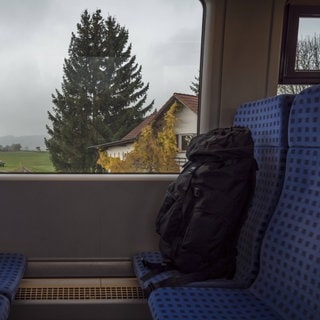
left=0, top=0, right=202, bottom=173
left=179, top=134, right=196, bottom=151
left=295, top=17, right=320, bottom=71
left=278, top=5, right=320, bottom=92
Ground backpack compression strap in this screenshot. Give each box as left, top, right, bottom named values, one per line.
left=140, top=258, right=174, bottom=282
left=142, top=258, right=236, bottom=297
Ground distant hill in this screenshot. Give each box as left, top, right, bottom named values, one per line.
left=0, top=135, right=47, bottom=151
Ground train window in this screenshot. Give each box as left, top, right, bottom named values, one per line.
left=0, top=0, right=202, bottom=174
left=279, top=4, right=320, bottom=85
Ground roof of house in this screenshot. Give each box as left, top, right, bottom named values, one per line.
left=89, top=93, right=198, bottom=150
left=121, top=111, right=158, bottom=141
left=174, top=93, right=198, bottom=113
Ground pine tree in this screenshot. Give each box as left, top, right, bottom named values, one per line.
left=45, top=9, right=153, bottom=172
left=190, top=75, right=200, bottom=95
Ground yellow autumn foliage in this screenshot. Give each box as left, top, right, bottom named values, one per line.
left=97, top=103, right=181, bottom=173
left=97, top=151, right=126, bottom=172
left=157, top=102, right=179, bottom=172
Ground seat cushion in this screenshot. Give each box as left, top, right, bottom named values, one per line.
left=0, top=295, right=10, bottom=320
left=148, top=287, right=283, bottom=320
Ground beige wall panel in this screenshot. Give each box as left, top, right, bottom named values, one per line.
left=219, top=0, right=274, bottom=126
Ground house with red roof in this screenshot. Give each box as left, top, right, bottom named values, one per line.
left=91, top=93, right=198, bottom=165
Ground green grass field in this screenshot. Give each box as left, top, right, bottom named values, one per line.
left=0, top=151, right=55, bottom=173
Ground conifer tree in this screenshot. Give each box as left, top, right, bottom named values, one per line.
left=45, top=9, right=153, bottom=172
left=190, top=75, right=200, bottom=95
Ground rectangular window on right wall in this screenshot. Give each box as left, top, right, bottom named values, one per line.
left=278, top=5, right=320, bottom=95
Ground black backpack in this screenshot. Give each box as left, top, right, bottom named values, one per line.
left=142, top=127, right=258, bottom=293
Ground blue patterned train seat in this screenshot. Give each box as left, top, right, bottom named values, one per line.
left=148, top=85, right=320, bottom=320
left=133, top=94, right=294, bottom=291
left=0, top=295, right=10, bottom=320
left=0, top=253, right=27, bottom=302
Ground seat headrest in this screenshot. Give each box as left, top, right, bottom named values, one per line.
left=234, top=94, right=294, bottom=147
left=289, top=85, right=320, bottom=148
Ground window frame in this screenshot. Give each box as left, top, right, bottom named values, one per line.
left=279, top=4, right=320, bottom=84
left=176, top=134, right=196, bottom=152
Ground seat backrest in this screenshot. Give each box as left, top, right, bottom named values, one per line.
left=250, top=85, right=320, bottom=319
left=0, top=253, right=27, bottom=302
left=233, top=94, right=294, bottom=286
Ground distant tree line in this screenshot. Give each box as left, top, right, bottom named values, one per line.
left=0, top=144, right=22, bottom=152
left=0, top=144, right=42, bottom=152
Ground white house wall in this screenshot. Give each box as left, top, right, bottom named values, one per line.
left=174, top=106, right=197, bottom=134
left=106, top=105, right=197, bottom=165
left=174, top=106, right=197, bottom=167
left=106, top=144, right=134, bottom=160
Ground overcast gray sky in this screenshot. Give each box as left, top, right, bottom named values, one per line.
left=0, top=0, right=202, bottom=136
